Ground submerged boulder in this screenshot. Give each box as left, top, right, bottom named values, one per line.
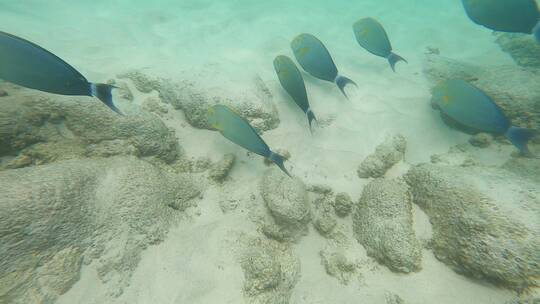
left=260, top=168, right=311, bottom=242
left=312, top=193, right=338, bottom=237
left=0, top=88, right=179, bottom=169
left=239, top=236, right=300, bottom=304
left=357, top=134, right=406, bottom=179
left=333, top=192, right=353, bottom=218
left=319, top=233, right=362, bottom=285
left=0, top=157, right=200, bottom=303
left=118, top=70, right=280, bottom=133
left=208, top=153, right=236, bottom=182
left=495, top=33, right=540, bottom=69
left=405, top=163, right=540, bottom=290
left=353, top=179, right=422, bottom=273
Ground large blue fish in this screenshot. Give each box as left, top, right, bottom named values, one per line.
left=291, top=33, right=356, bottom=98
left=461, top=0, right=540, bottom=43
left=431, top=79, right=537, bottom=155
left=273, top=55, right=317, bottom=132
left=207, top=104, right=291, bottom=176
left=0, top=31, right=121, bottom=114
left=353, top=18, right=406, bottom=72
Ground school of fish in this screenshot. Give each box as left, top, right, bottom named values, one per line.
left=0, top=0, right=538, bottom=175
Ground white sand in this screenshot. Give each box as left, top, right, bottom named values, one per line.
left=2, top=1, right=528, bottom=303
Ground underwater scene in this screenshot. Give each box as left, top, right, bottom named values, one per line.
left=0, top=0, right=539, bottom=303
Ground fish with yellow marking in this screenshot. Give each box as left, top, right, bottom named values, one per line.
left=273, top=55, right=317, bottom=132
left=291, top=33, right=357, bottom=98
left=431, top=79, right=537, bottom=155
left=353, top=18, right=407, bottom=72
left=207, top=104, right=291, bottom=176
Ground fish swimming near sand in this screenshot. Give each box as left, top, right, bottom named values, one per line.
left=0, top=31, right=122, bottom=114
left=273, top=55, right=317, bottom=132
left=461, top=0, right=540, bottom=43
left=207, top=104, right=291, bottom=176
left=431, top=79, right=538, bottom=155
left=353, top=18, right=407, bottom=72
left=291, top=33, right=356, bottom=98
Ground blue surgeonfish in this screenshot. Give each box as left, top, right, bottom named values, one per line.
left=0, top=31, right=121, bottom=114
left=291, top=33, right=356, bottom=98
left=431, top=79, right=537, bottom=155
left=273, top=55, right=317, bottom=132
left=461, top=0, right=540, bottom=43
left=353, top=18, right=406, bottom=72
left=207, top=104, right=291, bottom=176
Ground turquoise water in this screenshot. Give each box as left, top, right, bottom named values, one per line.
left=1, top=1, right=539, bottom=304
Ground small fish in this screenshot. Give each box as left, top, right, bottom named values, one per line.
left=207, top=104, right=291, bottom=176
left=273, top=55, right=317, bottom=132
left=353, top=18, right=407, bottom=72
left=0, top=31, right=121, bottom=114
left=291, top=33, right=356, bottom=98
left=431, top=79, right=537, bottom=155
left=461, top=0, right=540, bottom=43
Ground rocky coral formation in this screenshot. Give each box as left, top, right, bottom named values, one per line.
left=0, top=88, right=179, bottom=169
left=0, top=157, right=200, bottom=304
left=405, top=163, right=540, bottom=290
left=208, top=153, right=236, bottom=182
left=495, top=33, right=540, bottom=69
left=118, top=70, right=280, bottom=133
left=353, top=179, right=422, bottom=273
left=502, top=157, right=540, bottom=183
left=469, top=132, right=493, bottom=148
left=142, top=97, right=168, bottom=115
left=260, top=168, right=311, bottom=242
left=311, top=191, right=338, bottom=237
left=423, top=54, right=540, bottom=131
left=240, top=236, right=300, bottom=304
left=505, top=297, right=540, bottom=304
left=333, top=192, right=353, bottom=217
left=306, top=186, right=351, bottom=237
left=319, top=233, right=362, bottom=285
left=385, top=292, right=405, bottom=304
left=357, top=134, right=406, bottom=178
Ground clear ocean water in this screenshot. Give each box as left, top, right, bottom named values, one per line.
left=0, top=1, right=538, bottom=304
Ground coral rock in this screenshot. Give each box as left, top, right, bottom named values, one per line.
left=405, top=163, right=540, bottom=289
left=357, top=134, right=406, bottom=178
left=353, top=179, right=422, bottom=273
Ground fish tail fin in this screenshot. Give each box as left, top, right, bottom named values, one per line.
left=387, top=52, right=407, bottom=72
left=505, top=126, right=538, bottom=156
left=307, top=108, right=317, bottom=134
left=268, top=152, right=292, bottom=178
left=533, top=21, right=540, bottom=44
left=91, top=83, right=123, bottom=115
left=335, top=75, right=357, bottom=99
